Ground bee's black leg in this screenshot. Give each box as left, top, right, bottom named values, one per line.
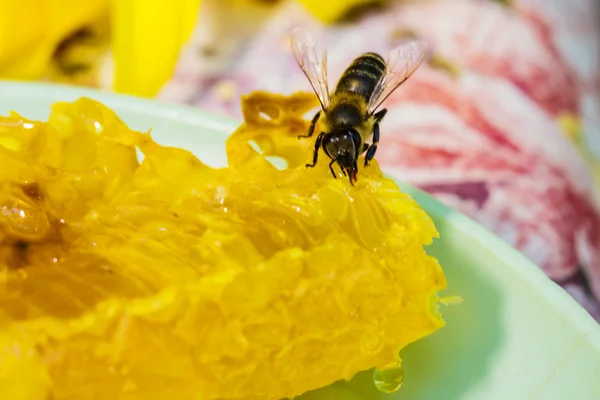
left=298, top=111, right=321, bottom=139
left=306, top=132, right=325, bottom=168
left=373, top=108, right=387, bottom=123
left=364, top=122, right=380, bottom=168
left=363, top=109, right=385, bottom=167
left=329, top=158, right=338, bottom=179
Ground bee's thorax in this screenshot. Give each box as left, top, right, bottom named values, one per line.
left=328, top=102, right=363, bottom=128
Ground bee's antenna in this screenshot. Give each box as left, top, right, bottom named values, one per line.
left=328, top=157, right=339, bottom=179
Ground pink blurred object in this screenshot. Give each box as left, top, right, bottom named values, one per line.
left=379, top=67, right=600, bottom=294
left=393, top=0, right=580, bottom=117
left=159, top=0, right=600, bottom=320
left=515, top=0, right=600, bottom=88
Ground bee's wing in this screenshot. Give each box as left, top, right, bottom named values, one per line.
left=290, top=27, right=330, bottom=111
left=367, top=40, right=428, bottom=115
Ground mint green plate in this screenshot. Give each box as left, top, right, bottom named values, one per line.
left=1, top=81, right=600, bottom=400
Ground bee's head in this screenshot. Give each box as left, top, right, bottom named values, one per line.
left=324, top=129, right=361, bottom=185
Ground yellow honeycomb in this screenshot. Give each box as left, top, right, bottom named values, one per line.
left=0, top=91, right=447, bottom=400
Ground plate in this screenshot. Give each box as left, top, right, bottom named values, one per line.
left=1, top=80, right=599, bottom=400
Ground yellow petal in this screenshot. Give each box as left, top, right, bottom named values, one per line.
left=110, top=0, right=201, bottom=97
left=297, top=0, right=381, bottom=23
left=0, top=0, right=109, bottom=79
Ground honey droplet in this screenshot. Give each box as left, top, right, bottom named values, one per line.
left=373, top=360, right=404, bottom=394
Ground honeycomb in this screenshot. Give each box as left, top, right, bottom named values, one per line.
left=0, top=91, right=447, bottom=400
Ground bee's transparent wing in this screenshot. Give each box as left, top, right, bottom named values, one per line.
left=290, top=27, right=330, bottom=111
left=367, top=40, right=428, bottom=115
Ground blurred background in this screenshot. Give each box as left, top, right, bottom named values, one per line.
left=1, top=0, right=600, bottom=319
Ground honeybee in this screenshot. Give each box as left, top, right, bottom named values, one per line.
left=291, top=28, right=427, bottom=185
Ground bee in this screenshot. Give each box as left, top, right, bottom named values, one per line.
left=290, top=28, right=427, bottom=185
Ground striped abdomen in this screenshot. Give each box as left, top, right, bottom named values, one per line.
left=334, top=52, right=385, bottom=100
